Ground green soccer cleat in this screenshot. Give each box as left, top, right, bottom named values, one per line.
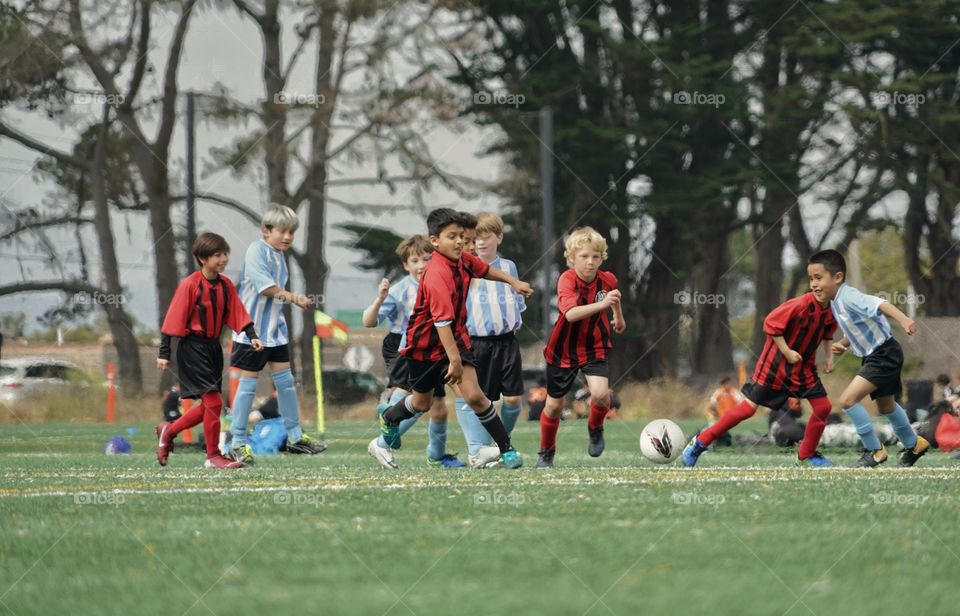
left=499, top=448, right=523, bottom=469
left=287, top=433, right=328, bottom=455
left=378, top=405, right=401, bottom=449
left=228, top=443, right=256, bottom=466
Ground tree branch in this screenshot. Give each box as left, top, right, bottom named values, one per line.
left=0, top=280, right=104, bottom=298
left=0, top=121, right=88, bottom=169
left=155, top=0, right=198, bottom=154
left=0, top=215, right=94, bottom=242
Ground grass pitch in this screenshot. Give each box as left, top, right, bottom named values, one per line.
left=1, top=418, right=957, bottom=615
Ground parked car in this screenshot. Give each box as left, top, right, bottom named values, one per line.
left=322, top=368, right=383, bottom=405
left=0, top=358, right=92, bottom=405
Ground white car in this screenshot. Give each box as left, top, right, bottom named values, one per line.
left=0, top=358, right=92, bottom=405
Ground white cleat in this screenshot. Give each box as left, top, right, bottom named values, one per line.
left=468, top=445, right=502, bottom=469
left=368, top=437, right=399, bottom=469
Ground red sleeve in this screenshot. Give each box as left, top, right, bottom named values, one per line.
left=557, top=271, right=579, bottom=316
left=601, top=270, right=618, bottom=289
left=762, top=297, right=799, bottom=336
left=161, top=276, right=196, bottom=337
left=462, top=252, right=490, bottom=279
left=222, top=276, right=254, bottom=334
left=424, top=268, right=455, bottom=323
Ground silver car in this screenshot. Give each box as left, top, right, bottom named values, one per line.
left=0, top=358, right=92, bottom=405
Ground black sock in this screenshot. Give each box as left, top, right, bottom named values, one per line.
left=383, top=396, right=415, bottom=427
left=476, top=403, right=511, bottom=452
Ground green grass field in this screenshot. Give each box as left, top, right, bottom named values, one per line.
left=1, top=419, right=958, bottom=616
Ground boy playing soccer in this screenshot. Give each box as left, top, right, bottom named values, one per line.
left=813, top=250, right=929, bottom=467
left=227, top=204, right=326, bottom=465
left=378, top=208, right=534, bottom=468
left=454, top=212, right=528, bottom=468
left=362, top=235, right=464, bottom=469
left=682, top=265, right=840, bottom=467
left=156, top=232, right=263, bottom=469
left=538, top=227, right=626, bottom=468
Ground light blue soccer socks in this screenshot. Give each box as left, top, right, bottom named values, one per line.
left=886, top=403, right=917, bottom=450
left=427, top=418, right=447, bottom=461
left=501, top=400, right=522, bottom=435
left=272, top=368, right=303, bottom=444
left=455, top=396, right=492, bottom=456
left=229, top=376, right=258, bottom=447
left=844, top=403, right=882, bottom=451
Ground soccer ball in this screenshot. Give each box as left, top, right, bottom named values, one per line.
left=639, top=419, right=685, bottom=464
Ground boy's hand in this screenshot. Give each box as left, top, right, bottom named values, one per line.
left=377, top=278, right=390, bottom=301
left=611, top=315, right=626, bottom=334
left=251, top=339, right=264, bottom=352
left=444, top=358, right=463, bottom=385
left=831, top=342, right=847, bottom=356
left=784, top=349, right=802, bottom=364
left=513, top=280, right=534, bottom=298
left=900, top=317, right=917, bottom=336
left=157, top=358, right=169, bottom=371
left=602, top=289, right=622, bottom=308
left=292, top=293, right=313, bottom=310
left=824, top=356, right=834, bottom=373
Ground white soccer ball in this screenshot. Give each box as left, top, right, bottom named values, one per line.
left=639, top=419, right=686, bottom=464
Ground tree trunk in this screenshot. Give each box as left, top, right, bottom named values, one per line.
left=92, top=115, right=142, bottom=395
left=693, top=220, right=734, bottom=375
left=260, top=0, right=290, bottom=205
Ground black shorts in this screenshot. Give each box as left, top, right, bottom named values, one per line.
left=859, top=337, right=903, bottom=399
left=741, top=380, right=828, bottom=410
left=230, top=342, right=290, bottom=372
left=546, top=360, right=609, bottom=399
left=381, top=332, right=403, bottom=374
left=175, top=336, right=224, bottom=399
left=471, top=334, right=524, bottom=401
left=390, top=349, right=479, bottom=398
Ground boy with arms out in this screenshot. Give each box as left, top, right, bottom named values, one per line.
left=362, top=235, right=464, bottom=469
left=227, top=205, right=326, bottom=466
left=682, top=261, right=840, bottom=467
left=454, top=212, right=528, bottom=468
left=538, top=227, right=626, bottom=468
left=156, top=233, right=263, bottom=469
left=815, top=250, right=929, bottom=467
left=378, top=209, right=534, bottom=468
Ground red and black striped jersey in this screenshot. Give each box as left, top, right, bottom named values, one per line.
left=400, top=252, right=489, bottom=362
left=754, top=292, right=837, bottom=391
left=544, top=269, right=618, bottom=368
left=161, top=271, right=254, bottom=341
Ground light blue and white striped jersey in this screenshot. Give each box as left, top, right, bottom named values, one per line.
left=377, top=275, right=419, bottom=335
left=232, top=239, right=289, bottom=347
left=829, top=283, right=892, bottom=358
left=466, top=257, right=526, bottom=336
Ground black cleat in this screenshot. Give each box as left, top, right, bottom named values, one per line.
left=536, top=448, right=555, bottom=468
left=898, top=436, right=929, bottom=467
left=853, top=447, right=888, bottom=468
left=588, top=426, right=605, bottom=457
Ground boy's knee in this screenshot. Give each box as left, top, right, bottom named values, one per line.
left=465, top=392, right=487, bottom=410
left=503, top=395, right=522, bottom=407
left=543, top=397, right=563, bottom=418
left=430, top=405, right=448, bottom=422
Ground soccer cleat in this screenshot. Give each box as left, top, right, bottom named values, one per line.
left=428, top=454, right=467, bottom=468
left=287, top=433, right=328, bottom=455
left=228, top=444, right=256, bottom=466
left=468, top=445, right=502, bottom=469
left=536, top=448, right=555, bottom=468
left=796, top=451, right=834, bottom=467
left=588, top=426, right=605, bottom=457
left=204, top=454, right=244, bottom=469
left=367, top=437, right=398, bottom=470
left=897, top=435, right=929, bottom=467
left=499, top=448, right=523, bottom=469
left=854, top=446, right=888, bottom=468
left=155, top=422, right=175, bottom=466
left=378, top=405, right=402, bottom=449
left=681, top=437, right=708, bottom=467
